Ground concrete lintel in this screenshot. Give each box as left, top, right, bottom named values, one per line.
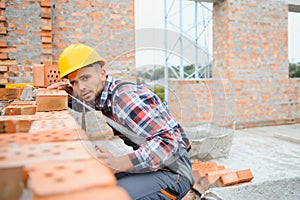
left=190, top=0, right=300, bottom=12
left=289, top=4, right=300, bottom=12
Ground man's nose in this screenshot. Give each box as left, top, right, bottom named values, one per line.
left=77, top=81, right=86, bottom=91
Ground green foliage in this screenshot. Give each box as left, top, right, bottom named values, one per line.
left=289, top=62, right=300, bottom=78
left=153, top=86, right=165, bottom=102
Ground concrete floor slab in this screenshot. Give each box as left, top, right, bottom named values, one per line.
left=201, top=124, right=300, bottom=200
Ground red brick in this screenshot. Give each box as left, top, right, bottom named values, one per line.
left=192, top=161, right=218, bottom=172
left=34, top=110, right=74, bottom=120
left=42, top=44, right=52, bottom=49
left=1, top=47, right=17, bottom=53
left=44, top=65, right=59, bottom=86
left=17, top=119, right=34, bottom=133
left=0, top=77, right=8, bottom=84
left=206, top=169, right=232, bottom=177
left=11, top=29, right=26, bottom=35
left=42, top=36, right=52, bottom=44
left=0, top=114, right=37, bottom=133
left=236, top=169, right=254, bottom=183
left=200, top=175, right=219, bottom=191
left=41, top=7, right=51, bottom=18
left=33, top=64, right=46, bottom=87
left=191, top=162, right=231, bottom=193
left=0, top=88, right=23, bottom=101
left=33, top=186, right=131, bottom=200
left=0, top=27, right=6, bottom=34
left=0, top=141, right=92, bottom=200
left=192, top=170, right=202, bottom=184
left=0, top=41, right=7, bottom=47
left=40, top=0, right=51, bottom=7
left=10, top=100, right=35, bottom=105
left=5, top=105, right=36, bottom=115
left=42, top=25, right=52, bottom=31
left=25, top=159, right=116, bottom=196
left=0, top=59, right=17, bottom=66
left=0, top=65, right=7, bottom=71
left=0, top=2, right=5, bottom=9
left=42, top=48, right=52, bottom=54
left=0, top=70, right=8, bottom=77
left=29, top=118, right=80, bottom=133
left=36, top=89, right=68, bottom=111
left=216, top=172, right=239, bottom=187
left=36, top=31, right=52, bottom=37
left=0, top=141, right=91, bottom=168
left=217, top=165, right=226, bottom=170
left=0, top=53, right=8, bottom=59
left=0, top=129, right=83, bottom=147
left=0, top=167, right=24, bottom=200
left=0, top=15, right=5, bottom=21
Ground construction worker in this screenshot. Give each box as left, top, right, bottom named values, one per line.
left=48, top=43, right=194, bottom=199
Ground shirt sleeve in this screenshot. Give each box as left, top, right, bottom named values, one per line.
left=112, top=85, right=184, bottom=171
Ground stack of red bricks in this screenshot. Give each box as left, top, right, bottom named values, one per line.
left=0, top=63, right=8, bottom=84
left=0, top=89, right=131, bottom=200
left=191, top=160, right=254, bottom=195
left=0, top=1, right=8, bottom=84
left=40, top=0, right=53, bottom=65
left=0, top=1, right=7, bottom=63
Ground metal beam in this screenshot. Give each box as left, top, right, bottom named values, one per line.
left=188, top=0, right=219, bottom=2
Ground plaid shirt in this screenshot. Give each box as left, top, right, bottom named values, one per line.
left=97, top=75, right=191, bottom=172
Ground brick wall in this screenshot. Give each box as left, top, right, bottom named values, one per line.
left=1, top=0, right=299, bottom=128
left=52, top=0, right=136, bottom=80
left=0, top=0, right=136, bottom=84
left=168, top=0, right=300, bottom=129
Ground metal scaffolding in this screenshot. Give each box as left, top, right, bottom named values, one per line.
left=164, top=0, right=213, bottom=103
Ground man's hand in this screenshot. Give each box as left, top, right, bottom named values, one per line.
left=95, top=145, right=134, bottom=173
left=47, top=79, right=73, bottom=95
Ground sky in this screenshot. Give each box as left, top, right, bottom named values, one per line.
left=134, top=0, right=300, bottom=67
left=288, top=12, right=300, bottom=63
left=134, top=0, right=213, bottom=68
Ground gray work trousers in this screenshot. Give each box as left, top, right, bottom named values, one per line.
left=116, top=170, right=191, bottom=200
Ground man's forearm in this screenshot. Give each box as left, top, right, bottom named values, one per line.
left=114, top=155, right=135, bottom=173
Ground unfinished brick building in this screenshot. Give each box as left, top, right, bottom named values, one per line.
left=0, top=0, right=299, bottom=199
left=168, top=0, right=300, bottom=129
left=1, top=0, right=299, bottom=129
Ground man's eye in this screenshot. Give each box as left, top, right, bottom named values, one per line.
left=81, top=76, right=89, bottom=81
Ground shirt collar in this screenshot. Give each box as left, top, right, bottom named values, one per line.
left=96, top=75, right=116, bottom=110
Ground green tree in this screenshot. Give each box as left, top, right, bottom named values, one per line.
left=289, top=62, right=300, bottom=78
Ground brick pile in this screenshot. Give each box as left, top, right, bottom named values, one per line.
left=0, top=89, right=130, bottom=200
left=191, top=160, right=253, bottom=195
left=0, top=83, right=256, bottom=200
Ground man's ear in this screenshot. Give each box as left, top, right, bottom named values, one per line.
left=100, top=68, right=106, bottom=82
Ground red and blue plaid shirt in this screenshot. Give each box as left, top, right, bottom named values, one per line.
left=96, top=75, right=191, bottom=172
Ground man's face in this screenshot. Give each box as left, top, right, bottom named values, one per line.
left=68, top=66, right=106, bottom=102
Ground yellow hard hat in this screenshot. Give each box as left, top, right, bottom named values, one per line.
left=58, top=44, right=106, bottom=79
